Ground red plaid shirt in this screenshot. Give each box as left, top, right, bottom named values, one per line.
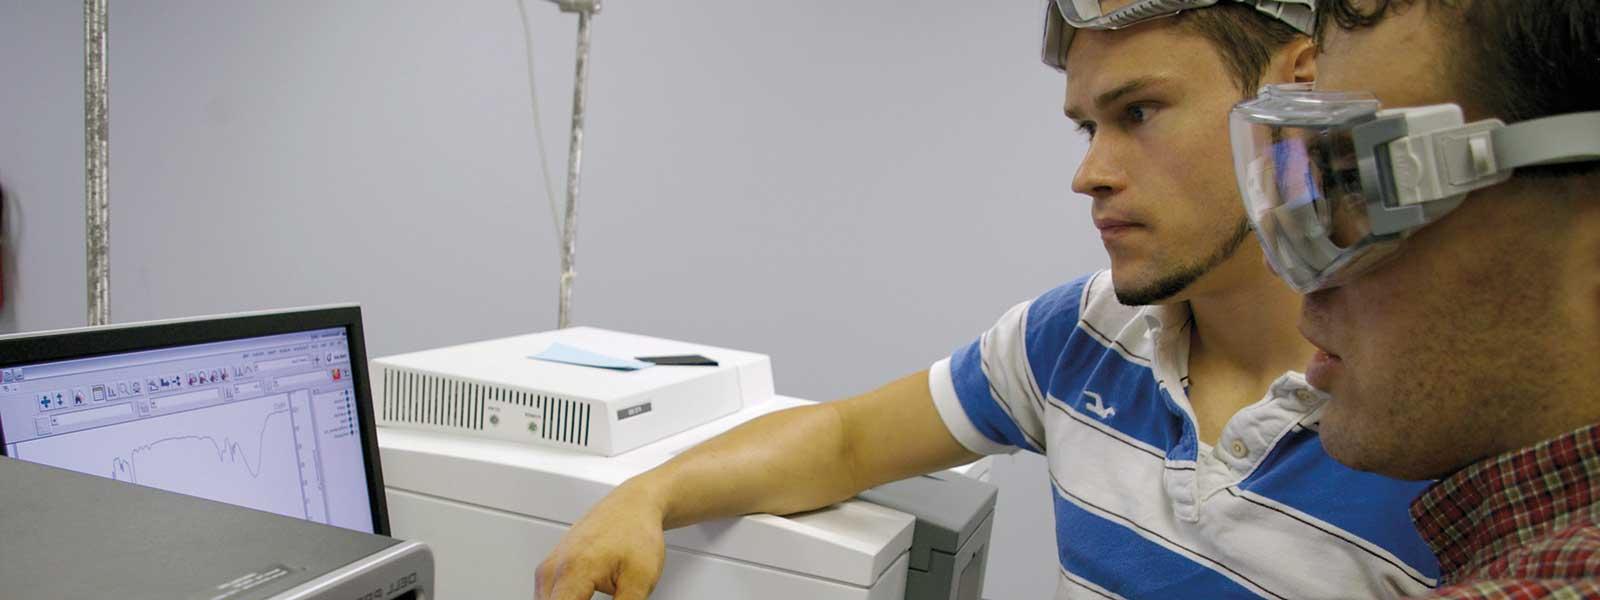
left=1406, top=423, right=1600, bottom=599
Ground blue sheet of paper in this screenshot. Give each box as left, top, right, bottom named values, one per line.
left=530, top=342, right=653, bottom=371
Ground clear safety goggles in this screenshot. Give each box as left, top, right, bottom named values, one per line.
left=1041, top=0, right=1317, bottom=70
left=1230, top=83, right=1600, bottom=292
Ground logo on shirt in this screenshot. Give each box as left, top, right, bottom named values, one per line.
left=1082, top=390, right=1116, bottom=420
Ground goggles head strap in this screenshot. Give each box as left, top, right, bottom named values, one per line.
left=1492, top=111, right=1600, bottom=171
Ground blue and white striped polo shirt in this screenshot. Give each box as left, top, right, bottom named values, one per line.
left=929, top=271, right=1440, bottom=599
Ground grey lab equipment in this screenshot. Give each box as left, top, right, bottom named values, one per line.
left=0, top=457, right=434, bottom=600
left=860, top=471, right=998, bottom=600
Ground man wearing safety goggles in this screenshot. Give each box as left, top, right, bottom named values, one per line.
left=538, top=2, right=1440, bottom=599
left=1231, top=0, right=1600, bottom=596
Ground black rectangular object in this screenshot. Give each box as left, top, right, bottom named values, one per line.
left=635, top=354, right=719, bottom=367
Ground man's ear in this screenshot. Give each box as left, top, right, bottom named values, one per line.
left=1259, top=37, right=1318, bottom=88
left=1288, top=37, right=1317, bottom=84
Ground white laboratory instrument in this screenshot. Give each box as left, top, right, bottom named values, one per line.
left=380, top=396, right=910, bottom=598
left=376, top=329, right=995, bottom=599
left=380, top=397, right=996, bottom=599
left=371, top=327, right=773, bottom=456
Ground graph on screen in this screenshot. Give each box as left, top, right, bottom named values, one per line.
left=14, top=392, right=331, bottom=523
left=110, top=404, right=289, bottom=483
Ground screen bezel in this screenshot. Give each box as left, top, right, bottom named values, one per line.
left=0, top=306, right=391, bottom=535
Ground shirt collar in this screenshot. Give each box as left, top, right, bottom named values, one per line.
left=1137, top=301, right=1191, bottom=337
left=1139, top=301, right=1193, bottom=385
left=1409, top=422, right=1600, bottom=579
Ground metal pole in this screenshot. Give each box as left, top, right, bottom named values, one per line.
left=85, top=0, right=111, bottom=326
left=557, top=8, right=594, bottom=329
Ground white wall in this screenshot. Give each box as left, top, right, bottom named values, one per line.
left=0, top=2, right=1102, bottom=598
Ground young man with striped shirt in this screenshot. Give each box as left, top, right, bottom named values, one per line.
left=537, top=2, right=1440, bottom=598
left=1233, top=0, right=1600, bottom=596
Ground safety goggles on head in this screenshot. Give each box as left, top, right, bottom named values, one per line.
left=1230, top=83, right=1600, bottom=292
left=1041, top=0, right=1317, bottom=70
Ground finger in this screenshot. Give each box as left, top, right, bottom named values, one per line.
left=534, top=559, right=558, bottom=600
left=611, top=568, right=658, bottom=600
left=550, top=573, right=598, bottom=600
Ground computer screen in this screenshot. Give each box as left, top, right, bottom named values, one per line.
left=0, top=307, right=387, bottom=534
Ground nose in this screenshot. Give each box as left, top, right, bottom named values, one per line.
left=1071, top=136, right=1127, bottom=200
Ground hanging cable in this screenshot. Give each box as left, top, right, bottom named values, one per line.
left=515, top=0, right=565, bottom=241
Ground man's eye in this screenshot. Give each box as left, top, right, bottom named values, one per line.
left=1126, top=104, right=1154, bottom=124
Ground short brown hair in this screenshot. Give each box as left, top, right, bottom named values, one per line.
left=1174, top=4, right=1304, bottom=94
left=1318, top=0, right=1600, bottom=177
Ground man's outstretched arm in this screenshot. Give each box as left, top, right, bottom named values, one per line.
left=535, top=370, right=983, bottom=600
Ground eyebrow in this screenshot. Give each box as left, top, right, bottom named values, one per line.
left=1064, top=76, right=1165, bottom=121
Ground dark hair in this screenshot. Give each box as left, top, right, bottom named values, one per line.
left=1174, top=4, right=1305, bottom=93
left=1319, top=0, right=1600, bottom=177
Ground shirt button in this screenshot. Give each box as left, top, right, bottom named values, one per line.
left=1294, top=389, right=1316, bottom=404
left=1229, top=440, right=1249, bottom=459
